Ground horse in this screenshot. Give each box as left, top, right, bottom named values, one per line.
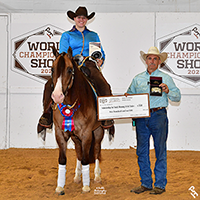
left=50, top=47, right=114, bottom=194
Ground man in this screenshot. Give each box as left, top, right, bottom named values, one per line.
left=125, top=47, right=181, bottom=195
left=37, top=6, right=114, bottom=135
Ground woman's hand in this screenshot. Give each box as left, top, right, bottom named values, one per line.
left=96, top=58, right=103, bottom=67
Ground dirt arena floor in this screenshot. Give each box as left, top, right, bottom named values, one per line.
left=0, top=148, right=199, bottom=200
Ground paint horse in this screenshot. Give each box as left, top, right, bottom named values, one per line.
left=51, top=47, right=114, bottom=194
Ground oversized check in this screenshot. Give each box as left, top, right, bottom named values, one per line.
left=97, top=93, right=150, bottom=120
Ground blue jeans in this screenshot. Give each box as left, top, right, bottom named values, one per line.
left=135, top=108, right=168, bottom=190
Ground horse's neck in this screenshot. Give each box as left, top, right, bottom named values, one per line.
left=73, top=71, right=95, bottom=105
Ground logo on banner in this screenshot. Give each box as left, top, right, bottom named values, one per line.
left=157, top=24, right=200, bottom=86
left=12, top=24, right=64, bottom=81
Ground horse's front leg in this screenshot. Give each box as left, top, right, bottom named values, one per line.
left=55, top=128, right=70, bottom=195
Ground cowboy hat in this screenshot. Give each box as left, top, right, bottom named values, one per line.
left=67, top=6, right=95, bottom=20
left=140, top=46, right=168, bottom=63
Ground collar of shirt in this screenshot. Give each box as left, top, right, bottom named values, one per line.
left=145, top=68, right=160, bottom=76
left=69, top=25, right=90, bottom=34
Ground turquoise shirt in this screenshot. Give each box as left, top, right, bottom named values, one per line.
left=127, top=69, right=181, bottom=109
left=59, top=25, right=105, bottom=61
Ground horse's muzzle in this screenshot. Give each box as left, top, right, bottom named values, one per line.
left=51, top=92, right=65, bottom=104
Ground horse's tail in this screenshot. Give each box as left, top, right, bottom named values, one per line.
left=89, top=130, right=102, bottom=164
left=108, top=125, right=115, bottom=141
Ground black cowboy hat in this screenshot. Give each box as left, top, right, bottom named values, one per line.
left=67, top=6, right=95, bottom=20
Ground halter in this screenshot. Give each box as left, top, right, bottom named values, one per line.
left=62, top=67, right=74, bottom=96
left=51, top=53, right=77, bottom=110
left=51, top=53, right=75, bottom=95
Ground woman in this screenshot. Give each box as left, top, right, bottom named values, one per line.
left=37, top=6, right=114, bottom=135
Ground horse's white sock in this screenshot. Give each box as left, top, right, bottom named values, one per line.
left=82, top=164, right=90, bottom=186
left=94, top=159, right=101, bottom=174
left=57, top=164, right=66, bottom=188
left=75, top=159, right=82, bottom=176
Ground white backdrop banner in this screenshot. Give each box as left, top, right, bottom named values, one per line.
left=1, top=12, right=198, bottom=150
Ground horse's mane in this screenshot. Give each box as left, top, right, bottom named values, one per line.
left=69, top=59, right=95, bottom=114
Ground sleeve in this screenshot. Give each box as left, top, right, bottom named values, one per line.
left=59, top=32, right=70, bottom=54
left=95, top=33, right=106, bottom=63
left=166, top=76, right=181, bottom=102
left=127, top=79, right=136, bottom=94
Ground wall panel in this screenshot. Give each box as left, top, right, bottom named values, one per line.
left=0, top=15, right=8, bottom=149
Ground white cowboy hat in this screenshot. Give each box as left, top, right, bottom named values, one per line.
left=140, top=46, right=168, bottom=63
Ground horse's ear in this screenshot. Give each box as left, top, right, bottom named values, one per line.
left=51, top=46, right=59, bottom=58
left=67, top=47, right=73, bottom=59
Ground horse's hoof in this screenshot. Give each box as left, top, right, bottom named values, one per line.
left=82, top=185, right=90, bottom=193
left=55, top=186, right=65, bottom=195
left=94, top=175, right=102, bottom=183
left=74, top=176, right=81, bottom=184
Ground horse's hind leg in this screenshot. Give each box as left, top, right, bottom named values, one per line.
left=72, top=136, right=82, bottom=184
left=74, top=159, right=82, bottom=184
left=94, top=159, right=101, bottom=183
left=93, top=126, right=104, bottom=183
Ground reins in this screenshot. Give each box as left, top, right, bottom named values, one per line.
left=66, top=98, right=78, bottom=109
left=77, top=56, right=102, bottom=72
left=52, top=98, right=78, bottom=111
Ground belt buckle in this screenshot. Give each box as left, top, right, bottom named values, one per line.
left=151, top=107, right=162, bottom=113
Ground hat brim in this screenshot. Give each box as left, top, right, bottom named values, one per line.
left=67, top=10, right=95, bottom=20
left=140, top=51, right=168, bottom=64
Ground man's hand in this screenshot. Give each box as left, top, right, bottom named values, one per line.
left=159, top=83, right=169, bottom=94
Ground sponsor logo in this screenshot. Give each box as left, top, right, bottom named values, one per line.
left=94, top=186, right=107, bottom=195
left=157, top=24, right=200, bottom=86
left=12, top=24, right=64, bottom=81
left=189, top=186, right=198, bottom=198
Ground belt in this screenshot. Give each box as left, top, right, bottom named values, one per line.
left=150, top=107, right=165, bottom=113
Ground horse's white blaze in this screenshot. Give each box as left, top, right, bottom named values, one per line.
left=74, top=159, right=82, bottom=183
left=51, top=76, right=64, bottom=104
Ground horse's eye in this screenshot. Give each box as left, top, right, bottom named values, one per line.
left=51, top=68, right=54, bottom=74
left=67, top=67, right=73, bottom=74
